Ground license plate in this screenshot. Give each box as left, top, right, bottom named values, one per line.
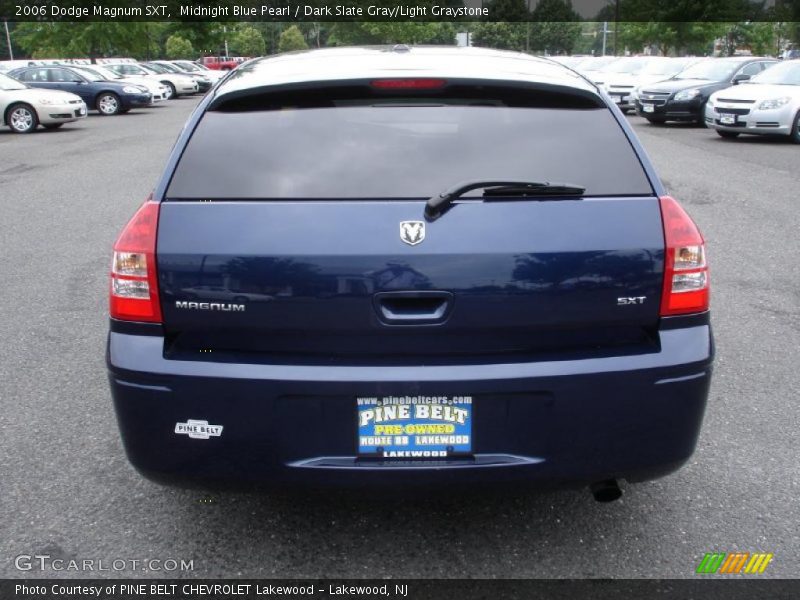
left=720, top=114, right=736, bottom=125
left=642, top=104, right=655, bottom=113
left=357, top=395, right=472, bottom=458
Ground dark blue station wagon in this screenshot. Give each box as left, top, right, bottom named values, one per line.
left=10, top=65, right=152, bottom=115
left=106, top=47, right=713, bottom=501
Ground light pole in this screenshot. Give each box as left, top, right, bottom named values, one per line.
left=3, top=20, right=13, bottom=60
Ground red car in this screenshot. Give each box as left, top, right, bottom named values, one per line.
left=200, top=56, right=249, bottom=71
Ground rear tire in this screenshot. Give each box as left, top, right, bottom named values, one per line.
left=716, top=130, right=740, bottom=139
left=96, top=92, right=121, bottom=116
left=7, top=103, right=38, bottom=133
left=790, top=110, right=800, bottom=144
left=42, top=123, right=64, bottom=130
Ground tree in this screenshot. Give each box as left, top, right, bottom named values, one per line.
left=231, top=26, right=266, bottom=57
left=14, top=22, right=152, bottom=60
left=471, top=22, right=528, bottom=52
left=328, top=23, right=456, bottom=46
left=278, top=26, right=309, bottom=53
left=164, top=23, right=224, bottom=56
left=529, top=0, right=582, bottom=55
left=164, top=35, right=194, bottom=60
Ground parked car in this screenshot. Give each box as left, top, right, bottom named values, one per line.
left=201, top=56, right=248, bottom=71
left=103, top=63, right=198, bottom=99
left=8, top=65, right=151, bottom=116
left=167, top=60, right=227, bottom=82
left=0, top=72, right=87, bottom=133
left=589, top=56, right=650, bottom=90
left=72, top=65, right=169, bottom=103
left=596, top=56, right=666, bottom=112
left=634, top=57, right=777, bottom=124
left=572, top=55, right=620, bottom=78
left=705, top=59, right=800, bottom=142
left=107, top=47, right=713, bottom=500
left=146, top=61, right=213, bottom=93
left=622, top=57, right=706, bottom=109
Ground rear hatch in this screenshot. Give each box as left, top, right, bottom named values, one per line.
left=157, top=79, right=663, bottom=364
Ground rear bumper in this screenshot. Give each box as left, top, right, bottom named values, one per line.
left=107, top=323, right=713, bottom=489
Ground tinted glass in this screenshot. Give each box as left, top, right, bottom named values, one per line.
left=675, top=60, right=743, bottom=81
left=169, top=100, right=652, bottom=199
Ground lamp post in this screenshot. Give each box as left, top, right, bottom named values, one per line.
left=3, top=20, right=13, bottom=60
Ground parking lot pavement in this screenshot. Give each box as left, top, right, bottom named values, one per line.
left=1, top=102, right=798, bottom=579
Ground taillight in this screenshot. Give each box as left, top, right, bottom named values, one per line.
left=659, top=195, right=709, bottom=316
left=109, top=199, right=162, bottom=323
left=370, top=78, right=446, bottom=90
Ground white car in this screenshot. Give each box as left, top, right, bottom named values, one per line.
left=73, top=65, right=169, bottom=102
left=614, top=57, right=705, bottom=110
left=168, top=60, right=227, bottom=82
left=598, top=57, right=693, bottom=113
left=705, top=60, right=800, bottom=143
left=103, top=63, right=198, bottom=99
left=0, top=72, right=87, bottom=133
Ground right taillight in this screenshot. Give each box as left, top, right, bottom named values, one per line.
left=109, top=198, right=162, bottom=323
left=659, top=195, right=709, bottom=316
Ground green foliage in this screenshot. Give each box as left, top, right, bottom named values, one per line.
left=530, top=0, right=582, bottom=55
left=471, top=22, right=528, bottom=52
left=164, top=23, right=224, bottom=56
left=231, top=26, right=266, bottom=57
left=14, top=22, right=152, bottom=59
left=616, top=22, right=723, bottom=56
left=278, top=25, right=309, bottom=53
left=164, top=35, right=194, bottom=60
left=328, top=23, right=455, bottom=46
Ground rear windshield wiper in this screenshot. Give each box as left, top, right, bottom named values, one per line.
left=425, top=180, right=585, bottom=221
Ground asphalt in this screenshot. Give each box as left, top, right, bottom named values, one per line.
left=0, top=99, right=798, bottom=579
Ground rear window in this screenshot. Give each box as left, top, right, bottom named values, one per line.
left=167, top=87, right=653, bottom=199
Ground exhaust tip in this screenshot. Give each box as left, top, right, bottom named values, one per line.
left=590, top=479, right=622, bottom=503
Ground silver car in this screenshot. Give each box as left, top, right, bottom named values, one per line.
left=705, top=60, right=800, bottom=142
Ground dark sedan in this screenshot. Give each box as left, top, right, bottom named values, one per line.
left=635, top=57, right=777, bottom=124
left=9, top=65, right=152, bottom=115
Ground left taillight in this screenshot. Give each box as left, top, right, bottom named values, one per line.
left=659, top=195, right=709, bottom=317
left=109, top=199, right=162, bottom=323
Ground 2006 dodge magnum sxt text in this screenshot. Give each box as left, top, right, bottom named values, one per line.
left=106, top=47, right=713, bottom=501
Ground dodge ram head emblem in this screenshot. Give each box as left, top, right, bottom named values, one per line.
left=400, top=221, right=425, bottom=246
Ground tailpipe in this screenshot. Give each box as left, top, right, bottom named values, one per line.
left=590, top=479, right=622, bottom=503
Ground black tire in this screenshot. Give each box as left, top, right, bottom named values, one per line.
left=6, top=103, right=38, bottom=133
left=96, top=92, right=121, bottom=116
left=790, top=110, right=800, bottom=144
left=696, top=102, right=708, bottom=126
left=646, top=118, right=666, bottom=126
left=716, top=130, right=740, bottom=139
left=42, top=123, right=64, bottom=130
left=164, top=81, right=177, bottom=100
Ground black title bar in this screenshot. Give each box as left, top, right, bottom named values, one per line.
left=0, top=0, right=797, bottom=22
